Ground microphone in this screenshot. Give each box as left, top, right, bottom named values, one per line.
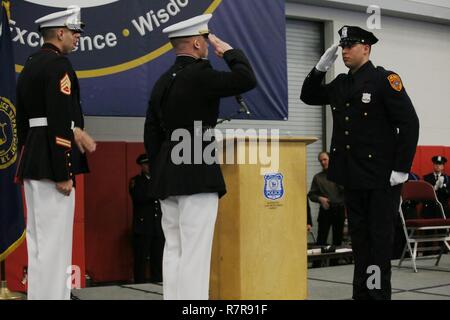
left=235, top=95, right=251, bottom=116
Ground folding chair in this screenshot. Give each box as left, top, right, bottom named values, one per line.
left=398, top=181, right=450, bottom=272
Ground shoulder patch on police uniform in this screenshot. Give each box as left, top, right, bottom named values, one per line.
left=387, top=74, right=403, bottom=92
left=60, top=73, right=72, bottom=95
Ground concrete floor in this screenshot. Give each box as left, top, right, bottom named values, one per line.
left=72, top=283, right=164, bottom=300
left=308, top=254, right=450, bottom=300
left=71, top=254, right=450, bottom=300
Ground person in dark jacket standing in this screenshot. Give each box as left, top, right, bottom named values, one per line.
left=301, top=26, right=419, bottom=300
left=308, top=152, right=345, bottom=248
left=144, top=14, right=257, bottom=300
left=15, top=6, right=96, bottom=300
left=129, top=154, right=164, bottom=284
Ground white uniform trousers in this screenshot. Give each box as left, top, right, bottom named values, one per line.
left=160, top=193, right=218, bottom=300
left=24, top=180, right=75, bottom=300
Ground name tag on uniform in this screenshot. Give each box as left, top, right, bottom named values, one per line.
left=362, top=93, right=371, bottom=104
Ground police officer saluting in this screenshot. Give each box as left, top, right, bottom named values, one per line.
left=301, top=26, right=419, bottom=300
left=144, top=14, right=256, bottom=300
left=16, top=5, right=96, bottom=300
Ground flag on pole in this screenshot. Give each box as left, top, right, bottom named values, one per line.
left=0, top=0, right=26, bottom=262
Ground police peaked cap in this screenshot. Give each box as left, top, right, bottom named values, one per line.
left=136, top=154, right=149, bottom=165
left=432, top=156, right=448, bottom=165
left=338, top=25, right=378, bottom=46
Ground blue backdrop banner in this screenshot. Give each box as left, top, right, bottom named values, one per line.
left=11, top=0, right=288, bottom=120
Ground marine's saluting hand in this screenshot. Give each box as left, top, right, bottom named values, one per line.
left=208, top=34, right=233, bottom=58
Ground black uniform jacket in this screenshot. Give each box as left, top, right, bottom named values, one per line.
left=129, top=173, right=164, bottom=236
left=144, top=49, right=257, bottom=199
left=16, top=43, right=88, bottom=183
left=301, top=61, right=419, bottom=190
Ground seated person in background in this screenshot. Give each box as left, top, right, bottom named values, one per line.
left=423, top=156, right=450, bottom=216
left=308, top=152, right=345, bottom=248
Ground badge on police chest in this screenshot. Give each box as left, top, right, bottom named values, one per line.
left=362, top=93, right=371, bottom=104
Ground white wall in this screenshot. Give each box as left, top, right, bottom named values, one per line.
left=410, top=0, right=450, bottom=8
left=289, top=0, right=450, bottom=23
left=85, top=116, right=144, bottom=142
left=286, top=2, right=450, bottom=147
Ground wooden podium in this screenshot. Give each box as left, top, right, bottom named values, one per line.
left=210, top=136, right=317, bottom=300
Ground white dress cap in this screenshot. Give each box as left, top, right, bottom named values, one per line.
left=35, top=5, right=84, bottom=32
left=163, top=14, right=212, bottom=39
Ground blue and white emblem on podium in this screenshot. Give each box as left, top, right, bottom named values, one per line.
left=264, top=173, right=284, bottom=200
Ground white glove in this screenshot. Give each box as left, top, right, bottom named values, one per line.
left=316, top=44, right=339, bottom=72
left=435, top=176, right=444, bottom=190
left=390, top=171, right=409, bottom=186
